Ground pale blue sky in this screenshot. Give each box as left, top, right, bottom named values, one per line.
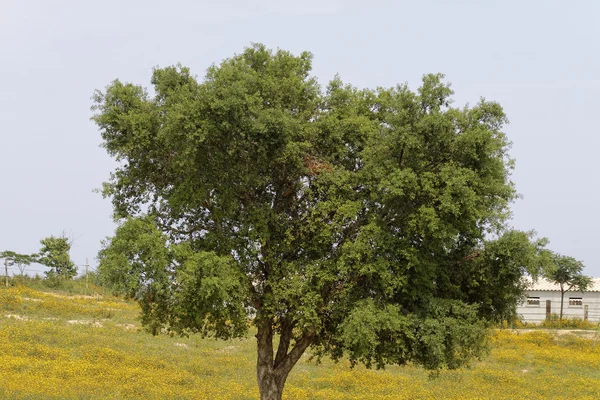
left=1, top=0, right=599, bottom=275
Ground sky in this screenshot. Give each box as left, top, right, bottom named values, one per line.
left=1, top=0, right=599, bottom=276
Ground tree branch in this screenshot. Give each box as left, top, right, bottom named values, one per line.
left=275, top=329, right=316, bottom=376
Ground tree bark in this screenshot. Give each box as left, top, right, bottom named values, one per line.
left=258, top=369, right=287, bottom=400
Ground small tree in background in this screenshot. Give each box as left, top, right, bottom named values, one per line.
left=543, top=253, right=591, bottom=320
left=0, top=250, right=36, bottom=276
left=37, top=234, right=77, bottom=279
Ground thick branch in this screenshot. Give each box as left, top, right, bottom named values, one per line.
left=274, top=329, right=316, bottom=376
left=274, top=319, right=293, bottom=368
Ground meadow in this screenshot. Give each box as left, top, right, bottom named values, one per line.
left=1, top=283, right=599, bottom=399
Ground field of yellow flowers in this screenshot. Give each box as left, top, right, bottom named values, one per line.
left=1, top=284, right=599, bottom=399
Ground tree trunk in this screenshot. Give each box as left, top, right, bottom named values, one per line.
left=256, top=322, right=289, bottom=400
left=255, top=319, right=315, bottom=400
left=258, top=368, right=287, bottom=400
left=560, top=285, right=564, bottom=320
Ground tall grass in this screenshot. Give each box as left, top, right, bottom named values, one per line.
left=510, top=314, right=598, bottom=330
left=7, top=274, right=108, bottom=296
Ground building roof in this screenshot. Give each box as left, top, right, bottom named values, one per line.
left=526, top=277, right=600, bottom=292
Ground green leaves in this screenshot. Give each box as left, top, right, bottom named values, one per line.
left=97, top=217, right=248, bottom=339
left=97, top=216, right=170, bottom=298
left=334, top=299, right=488, bottom=371
left=337, top=300, right=414, bottom=369
left=452, top=230, right=550, bottom=322
left=543, top=252, right=592, bottom=294
left=0, top=251, right=36, bottom=275
left=410, top=299, right=488, bottom=370
left=172, top=246, right=248, bottom=339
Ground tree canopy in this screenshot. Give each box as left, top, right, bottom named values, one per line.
left=93, top=44, right=545, bottom=400
left=0, top=250, right=36, bottom=277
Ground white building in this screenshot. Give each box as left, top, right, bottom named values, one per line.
left=516, top=277, right=600, bottom=323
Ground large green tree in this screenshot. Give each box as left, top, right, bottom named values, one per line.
left=93, top=44, right=543, bottom=400
left=543, top=253, right=591, bottom=320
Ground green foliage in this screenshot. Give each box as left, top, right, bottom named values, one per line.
left=332, top=299, right=488, bottom=370
left=97, top=217, right=249, bottom=339
left=544, top=253, right=591, bottom=292
left=37, top=235, right=77, bottom=279
left=92, top=44, right=539, bottom=396
left=97, top=217, right=170, bottom=298
left=0, top=251, right=36, bottom=276
left=170, top=244, right=249, bottom=339
left=447, top=230, right=549, bottom=323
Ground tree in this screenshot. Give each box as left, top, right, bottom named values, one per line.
left=0, top=250, right=36, bottom=276
left=37, top=234, right=77, bottom=278
left=93, top=44, right=541, bottom=400
left=543, top=253, right=591, bottom=320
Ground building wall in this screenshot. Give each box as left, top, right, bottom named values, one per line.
left=516, top=290, right=600, bottom=323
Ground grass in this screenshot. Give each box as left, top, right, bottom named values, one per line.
left=510, top=314, right=598, bottom=330
left=1, top=283, right=600, bottom=399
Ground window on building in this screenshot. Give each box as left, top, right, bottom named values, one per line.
left=526, top=297, right=540, bottom=307
left=568, top=297, right=583, bottom=307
